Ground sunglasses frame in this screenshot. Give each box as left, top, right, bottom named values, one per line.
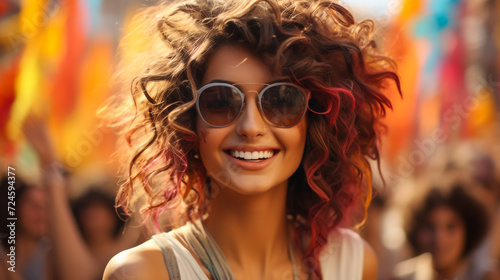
left=195, top=82, right=310, bottom=128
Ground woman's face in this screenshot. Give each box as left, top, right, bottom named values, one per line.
left=79, top=201, right=117, bottom=239
left=196, top=44, right=307, bottom=195
left=416, top=205, right=466, bottom=271
left=19, top=188, right=48, bottom=238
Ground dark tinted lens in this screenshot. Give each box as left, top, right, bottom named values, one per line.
left=260, top=84, right=307, bottom=127
left=198, top=85, right=242, bottom=126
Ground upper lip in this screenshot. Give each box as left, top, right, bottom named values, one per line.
left=223, top=146, right=280, bottom=152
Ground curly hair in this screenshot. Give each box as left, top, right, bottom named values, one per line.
left=104, top=0, right=401, bottom=277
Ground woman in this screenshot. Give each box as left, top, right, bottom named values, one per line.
left=103, top=0, right=400, bottom=279
left=394, top=175, right=491, bottom=280
left=72, top=188, right=141, bottom=278
left=19, top=114, right=143, bottom=280
left=0, top=177, right=51, bottom=280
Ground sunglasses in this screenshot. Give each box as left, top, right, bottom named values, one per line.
left=196, top=82, right=310, bottom=128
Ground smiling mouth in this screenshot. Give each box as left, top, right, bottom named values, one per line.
left=226, top=149, right=277, bottom=161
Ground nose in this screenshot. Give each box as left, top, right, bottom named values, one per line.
left=234, top=91, right=267, bottom=138
left=432, top=227, right=447, bottom=247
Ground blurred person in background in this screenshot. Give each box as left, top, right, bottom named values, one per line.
left=455, top=146, right=500, bottom=280
left=21, top=114, right=100, bottom=280
left=0, top=176, right=52, bottom=280
left=423, top=143, right=500, bottom=279
left=19, top=114, right=142, bottom=280
left=393, top=173, right=491, bottom=280
left=72, top=187, right=143, bottom=276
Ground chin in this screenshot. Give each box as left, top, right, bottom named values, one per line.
left=209, top=175, right=284, bottom=197
left=433, top=258, right=456, bottom=271
left=229, top=185, right=275, bottom=196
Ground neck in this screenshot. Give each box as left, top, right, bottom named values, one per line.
left=86, top=232, right=114, bottom=245
left=16, top=233, right=42, bottom=264
left=204, top=179, right=290, bottom=273
left=434, top=260, right=464, bottom=280
left=17, top=232, right=41, bottom=248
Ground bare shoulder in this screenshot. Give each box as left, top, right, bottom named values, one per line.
left=362, top=239, right=378, bottom=280
left=103, top=239, right=169, bottom=280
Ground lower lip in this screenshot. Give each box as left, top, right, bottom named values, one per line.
left=225, top=152, right=278, bottom=171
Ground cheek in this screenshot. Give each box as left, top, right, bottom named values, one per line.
left=417, top=228, right=432, bottom=247
left=196, top=118, right=228, bottom=171
left=283, top=121, right=307, bottom=153
left=273, top=121, right=307, bottom=175
left=450, top=225, right=466, bottom=245
left=197, top=117, right=209, bottom=145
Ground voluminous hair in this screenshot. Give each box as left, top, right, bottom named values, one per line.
left=104, top=0, right=401, bottom=277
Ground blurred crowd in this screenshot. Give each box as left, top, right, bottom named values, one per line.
left=0, top=116, right=146, bottom=280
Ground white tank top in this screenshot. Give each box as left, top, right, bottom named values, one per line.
left=152, top=227, right=364, bottom=279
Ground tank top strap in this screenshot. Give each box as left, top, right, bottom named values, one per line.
left=180, top=220, right=236, bottom=280
left=152, top=221, right=225, bottom=280
left=152, top=233, right=182, bottom=280
left=319, top=228, right=364, bottom=279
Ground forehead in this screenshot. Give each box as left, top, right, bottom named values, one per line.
left=22, top=188, right=47, bottom=203
left=426, top=205, right=463, bottom=223
left=201, top=44, right=279, bottom=86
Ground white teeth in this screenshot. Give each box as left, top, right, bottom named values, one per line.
left=244, top=151, right=252, bottom=160
left=231, top=150, right=275, bottom=160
